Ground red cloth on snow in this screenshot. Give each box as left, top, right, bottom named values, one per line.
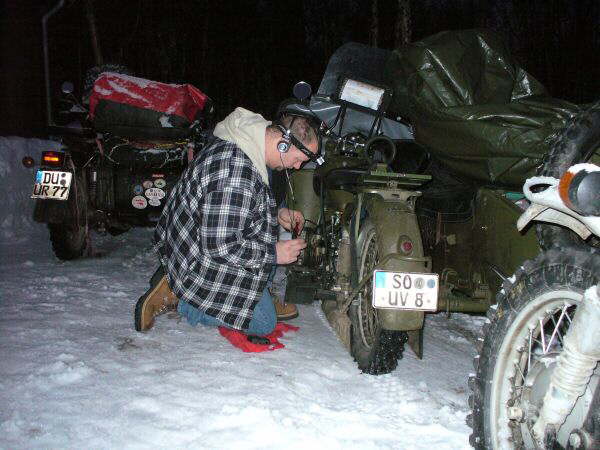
left=218, top=322, right=299, bottom=352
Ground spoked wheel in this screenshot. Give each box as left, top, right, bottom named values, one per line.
left=357, top=225, right=379, bottom=348
left=468, top=249, right=600, bottom=449
left=349, top=220, right=407, bottom=375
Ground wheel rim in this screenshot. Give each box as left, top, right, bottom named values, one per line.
left=489, top=289, right=599, bottom=448
left=357, top=229, right=379, bottom=349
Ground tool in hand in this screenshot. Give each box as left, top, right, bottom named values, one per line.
left=292, top=220, right=302, bottom=239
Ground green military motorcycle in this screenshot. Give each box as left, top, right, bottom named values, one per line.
left=279, top=30, right=598, bottom=377
left=280, top=78, right=436, bottom=375
left=281, top=30, right=600, bottom=448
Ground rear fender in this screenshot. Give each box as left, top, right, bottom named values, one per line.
left=361, top=194, right=429, bottom=331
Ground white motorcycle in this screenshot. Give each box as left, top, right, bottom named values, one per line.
left=469, top=163, right=600, bottom=449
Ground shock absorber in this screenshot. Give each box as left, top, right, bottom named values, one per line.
left=89, top=169, right=97, bottom=204
left=532, top=284, right=600, bottom=445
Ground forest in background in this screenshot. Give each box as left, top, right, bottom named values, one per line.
left=2, top=0, right=598, bottom=136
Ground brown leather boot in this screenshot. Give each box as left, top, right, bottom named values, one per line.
left=274, top=296, right=298, bottom=321
left=134, top=275, right=178, bottom=332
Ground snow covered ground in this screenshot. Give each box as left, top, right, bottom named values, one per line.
left=0, top=137, right=484, bottom=449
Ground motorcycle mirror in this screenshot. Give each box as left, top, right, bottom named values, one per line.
left=293, top=81, right=312, bottom=101
left=61, top=81, right=75, bottom=95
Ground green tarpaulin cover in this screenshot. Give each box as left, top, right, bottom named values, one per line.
left=385, top=29, right=582, bottom=188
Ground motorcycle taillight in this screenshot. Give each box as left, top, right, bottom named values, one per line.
left=41, top=151, right=65, bottom=167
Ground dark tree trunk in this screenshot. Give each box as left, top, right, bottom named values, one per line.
left=369, top=0, right=379, bottom=47
left=394, top=0, right=412, bottom=47
left=84, top=0, right=103, bottom=66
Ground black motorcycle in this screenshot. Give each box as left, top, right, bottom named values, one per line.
left=23, top=69, right=213, bottom=260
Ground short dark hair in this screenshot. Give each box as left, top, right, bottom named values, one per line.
left=270, top=115, right=318, bottom=148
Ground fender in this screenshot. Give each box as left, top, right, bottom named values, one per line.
left=358, top=191, right=431, bottom=332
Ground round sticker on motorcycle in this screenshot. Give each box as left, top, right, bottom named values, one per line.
left=133, top=184, right=144, bottom=195
left=132, top=195, right=148, bottom=209
left=145, top=187, right=165, bottom=200
left=142, top=180, right=153, bottom=189
left=153, top=178, right=166, bottom=189
left=148, top=198, right=161, bottom=207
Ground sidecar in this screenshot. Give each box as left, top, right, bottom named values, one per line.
left=282, top=29, right=598, bottom=375
left=385, top=29, right=598, bottom=304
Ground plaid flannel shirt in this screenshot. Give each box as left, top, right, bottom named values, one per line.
left=154, top=137, right=277, bottom=331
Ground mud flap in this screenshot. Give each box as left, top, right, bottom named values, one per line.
left=407, top=329, right=424, bottom=359
left=33, top=197, right=71, bottom=224
left=378, top=306, right=423, bottom=326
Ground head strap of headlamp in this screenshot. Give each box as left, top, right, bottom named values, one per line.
left=274, top=120, right=324, bottom=165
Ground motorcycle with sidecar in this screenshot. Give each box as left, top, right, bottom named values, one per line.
left=23, top=70, right=213, bottom=260
left=277, top=30, right=599, bottom=384
left=22, top=2, right=214, bottom=260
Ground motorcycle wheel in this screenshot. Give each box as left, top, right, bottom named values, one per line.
left=349, top=220, right=408, bottom=375
left=47, top=171, right=89, bottom=260
left=48, top=222, right=88, bottom=260
left=537, top=99, right=600, bottom=253
left=468, top=249, right=600, bottom=449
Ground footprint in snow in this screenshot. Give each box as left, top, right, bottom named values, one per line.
left=116, top=337, right=141, bottom=351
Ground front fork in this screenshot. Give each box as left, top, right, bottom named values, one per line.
left=533, top=284, right=600, bottom=448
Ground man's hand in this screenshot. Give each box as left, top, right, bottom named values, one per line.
left=277, top=208, right=305, bottom=235
left=276, top=239, right=307, bottom=265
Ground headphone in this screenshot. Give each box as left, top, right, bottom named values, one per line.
left=276, top=124, right=292, bottom=154
left=274, top=117, right=325, bottom=165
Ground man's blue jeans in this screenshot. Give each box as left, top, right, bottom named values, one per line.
left=177, top=286, right=276, bottom=336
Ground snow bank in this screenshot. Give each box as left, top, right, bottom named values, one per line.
left=0, top=136, right=61, bottom=243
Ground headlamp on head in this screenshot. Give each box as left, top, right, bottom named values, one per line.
left=275, top=112, right=324, bottom=166
left=275, top=122, right=324, bottom=166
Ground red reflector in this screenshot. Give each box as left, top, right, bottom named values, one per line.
left=43, top=156, right=60, bottom=162
left=22, top=156, right=35, bottom=168
left=401, top=240, right=413, bottom=253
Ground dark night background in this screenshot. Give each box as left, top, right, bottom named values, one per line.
left=1, top=0, right=599, bottom=137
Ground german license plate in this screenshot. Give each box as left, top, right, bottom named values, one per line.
left=31, top=170, right=72, bottom=201
left=372, top=270, right=439, bottom=311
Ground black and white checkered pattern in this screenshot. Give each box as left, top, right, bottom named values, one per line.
left=154, top=137, right=277, bottom=331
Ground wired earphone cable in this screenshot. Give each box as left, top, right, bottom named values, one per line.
left=280, top=152, right=299, bottom=239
